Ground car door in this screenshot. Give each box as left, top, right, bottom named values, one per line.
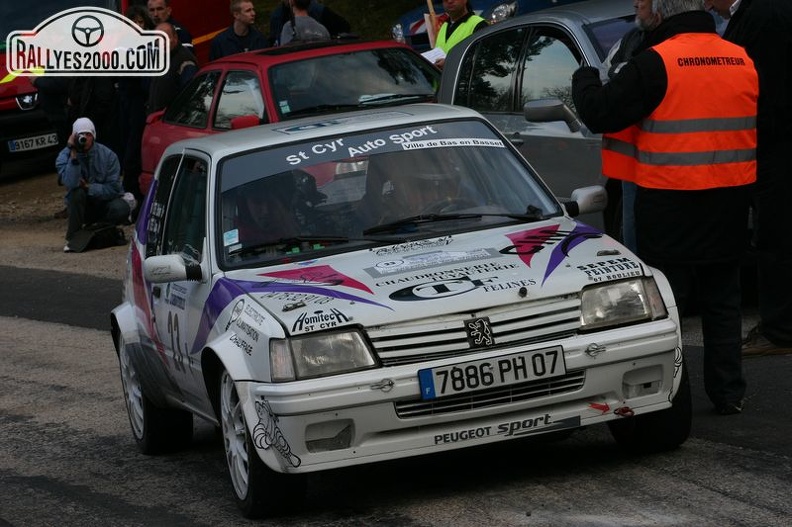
left=145, top=152, right=214, bottom=413
left=443, top=23, right=607, bottom=226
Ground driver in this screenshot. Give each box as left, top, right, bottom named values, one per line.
left=386, top=170, right=462, bottom=217
left=234, top=173, right=300, bottom=243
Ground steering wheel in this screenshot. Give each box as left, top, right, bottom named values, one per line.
left=420, top=197, right=478, bottom=215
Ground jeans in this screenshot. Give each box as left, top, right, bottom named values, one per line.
left=66, top=188, right=130, bottom=240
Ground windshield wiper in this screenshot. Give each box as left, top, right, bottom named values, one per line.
left=285, top=104, right=362, bottom=118
left=362, top=208, right=546, bottom=236
left=358, top=93, right=436, bottom=105
left=228, top=234, right=405, bottom=257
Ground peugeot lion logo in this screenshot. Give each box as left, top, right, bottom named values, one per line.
left=71, top=16, right=105, bottom=47
left=466, top=317, right=495, bottom=349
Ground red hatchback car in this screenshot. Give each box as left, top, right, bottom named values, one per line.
left=140, top=39, right=441, bottom=195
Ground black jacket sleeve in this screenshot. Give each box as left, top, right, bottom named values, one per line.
left=571, top=49, right=667, bottom=134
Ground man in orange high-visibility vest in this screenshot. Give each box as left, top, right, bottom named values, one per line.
left=572, top=0, right=758, bottom=416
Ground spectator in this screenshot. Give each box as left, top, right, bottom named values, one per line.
left=118, top=4, right=154, bottom=206
left=56, top=118, right=130, bottom=253
left=704, top=0, right=792, bottom=357
left=268, top=0, right=350, bottom=46
left=147, top=22, right=198, bottom=114
left=210, top=0, right=268, bottom=61
left=602, top=0, right=662, bottom=253
left=67, top=77, right=120, bottom=158
left=280, top=0, right=331, bottom=46
left=571, top=0, right=758, bottom=415
left=433, top=0, right=488, bottom=69
left=147, top=0, right=193, bottom=50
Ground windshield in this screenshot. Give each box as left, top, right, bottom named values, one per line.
left=217, top=118, right=561, bottom=269
left=0, top=1, right=118, bottom=48
left=270, top=48, right=440, bottom=120
left=584, top=15, right=636, bottom=62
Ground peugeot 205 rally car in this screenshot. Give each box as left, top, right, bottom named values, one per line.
left=111, top=104, right=691, bottom=518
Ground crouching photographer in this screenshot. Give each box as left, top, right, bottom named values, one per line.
left=56, top=117, right=133, bottom=253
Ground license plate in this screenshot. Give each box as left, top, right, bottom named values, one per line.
left=8, top=132, right=58, bottom=152
left=418, top=346, right=566, bottom=400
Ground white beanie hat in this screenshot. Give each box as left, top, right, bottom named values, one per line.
left=72, top=117, right=96, bottom=138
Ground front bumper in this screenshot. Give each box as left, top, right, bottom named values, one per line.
left=237, top=318, right=682, bottom=473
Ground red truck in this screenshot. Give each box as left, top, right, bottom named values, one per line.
left=0, top=0, right=227, bottom=176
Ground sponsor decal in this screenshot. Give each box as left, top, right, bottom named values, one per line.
left=261, top=264, right=372, bottom=293
left=432, top=414, right=581, bottom=445
left=261, top=291, right=333, bottom=306
left=374, top=260, right=516, bottom=286
left=503, top=223, right=602, bottom=285
left=576, top=257, right=642, bottom=283
left=292, top=308, right=351, bottom=332
left=6, top=8, right=168, bottom=78
left=229, top=333, right=253, bottom=355
left=225, top=299, right=245, bottom=331
left=371, top=236, right=453, bottom=257
left=252, top=400, right=301, bottom=468
left=244, top=303, right=266, bottom=326
left=390, top=275, right=499, bottom=301
left=367, top=247, right=500, bottom=277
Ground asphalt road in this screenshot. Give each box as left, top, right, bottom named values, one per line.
left=1, top=264, right=791, bottom=526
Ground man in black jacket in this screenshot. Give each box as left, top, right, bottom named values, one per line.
left=571, top=0, right=758, bottom=415
left=706, top=0, right=792, bottom=357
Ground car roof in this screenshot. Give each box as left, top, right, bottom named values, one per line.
left=488, top=0, right=632, bottom=29
left=163, top=104, right=485, bottom=160
left=201, top=39, right=419, bottom=69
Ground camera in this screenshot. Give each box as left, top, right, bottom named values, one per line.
left=75, top=133, right=90, bottom=152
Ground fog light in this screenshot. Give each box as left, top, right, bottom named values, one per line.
left=305, top=420, right=353, bottom=452
left=622, top=365, right=663, bottom=398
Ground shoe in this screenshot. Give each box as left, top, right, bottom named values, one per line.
left=63, top=243, right=74, bottom=253
left=715, top=401, right=743, bottom=415
left=742, top=326, right=792, bottom=357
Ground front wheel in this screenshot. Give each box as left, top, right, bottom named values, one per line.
left=219, top=370, right=305, bottom=519
left=607, top=360, right=692, bottom=454
left=118, top=335, right=193, bottom=454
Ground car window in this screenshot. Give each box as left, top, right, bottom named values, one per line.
left=453, top=27, right=529, bottom=112
left=146, top=155, right=183, bottom=258
left=518, top=26, right=581, bottom=112
left=161, top=157, right=208, bottom=262
left=213, top=70, right=266, bottom=130
left=164, top=71, right=221, bottom=128
left=584, top=15, right=636, bottom=62
left=270, top=48, right=440, bottom=119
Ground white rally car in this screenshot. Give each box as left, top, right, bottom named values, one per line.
left=111, top=104, right=690, bottom=518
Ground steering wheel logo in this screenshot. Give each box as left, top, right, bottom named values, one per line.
left=71, top=15, right=105, bottom=47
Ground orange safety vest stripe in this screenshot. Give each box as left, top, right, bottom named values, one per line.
left=602, top=33, right=758, bottom=190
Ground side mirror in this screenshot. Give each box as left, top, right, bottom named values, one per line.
left=524, top=98, right=581, bottom=133
left=143, top=254, right=203, bottom=283
left=564, top=185, right=608, bottom=217
left=230, top=114, right=264, bottom=130
left=145, top=109, right=165, bottom=125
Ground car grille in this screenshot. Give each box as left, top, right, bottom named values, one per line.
left=394, top=370, right=586, bottom=418
left=368, top=294, right=581, bottom=367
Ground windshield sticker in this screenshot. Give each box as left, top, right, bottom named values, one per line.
left=366, top=248, right=501, bottom=278
left=223, top=228, right=240, bottom=247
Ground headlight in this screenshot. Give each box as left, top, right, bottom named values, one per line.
left=580, top=278, right=667, bottom=331
left=392, top=23, right=405, bottom=43
left=270, top=330, right=377, bottom=382
left=486, top=2, right=518, bottom=24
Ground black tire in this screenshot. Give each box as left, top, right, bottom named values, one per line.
left=607, top=360, right=692, bottom=454
left=218, top=370, right=306, bottom=519
left=118, top=335, right=193, bottom=455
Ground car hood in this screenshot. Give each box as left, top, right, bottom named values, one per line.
left=222, top=219, right=646, bottom=336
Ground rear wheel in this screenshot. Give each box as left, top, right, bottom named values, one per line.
left=608, top=360, right=692, bottom=454
left=219, top=369, right=305, bottom=519
left=118, top=336, right=193, bottom=454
